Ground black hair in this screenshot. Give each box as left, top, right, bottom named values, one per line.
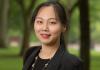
left=31, top=1, right=69, bottom=48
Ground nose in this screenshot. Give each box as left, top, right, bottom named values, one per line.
left=42, top=22, right=49, bottom=31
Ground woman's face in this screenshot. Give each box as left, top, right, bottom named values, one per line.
left=34, top=6, right=66, bottom=45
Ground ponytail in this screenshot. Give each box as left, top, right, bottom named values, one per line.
left=60, top=33, right=66, bottom=48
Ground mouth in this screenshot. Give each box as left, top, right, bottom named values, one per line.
left=40, top=34, right=51, bottom=39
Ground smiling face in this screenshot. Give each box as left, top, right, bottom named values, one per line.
left=34, top=6, right=66, bottom=45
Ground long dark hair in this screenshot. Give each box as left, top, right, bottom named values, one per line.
left=31, top=1, right=69, bottom=48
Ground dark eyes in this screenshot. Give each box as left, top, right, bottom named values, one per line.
left=35, top=20, right=57, bottom=25
left=35, top=20, right=43, bottom=24
left=49, top=21, right=56, bottom=24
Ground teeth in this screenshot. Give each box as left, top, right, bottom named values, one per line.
left=41, top=34, right=50, bottom=36
left=43, top=34, right=49, bottom=36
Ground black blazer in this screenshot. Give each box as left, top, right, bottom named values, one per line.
left=22, top=46, right=83, bottom=70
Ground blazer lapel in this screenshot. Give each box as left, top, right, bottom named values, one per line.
left=47, top=46, right=65, bottom=70
left=23, top=46, right=66, bottom=70
left=23, top=47, right=41, bottom=70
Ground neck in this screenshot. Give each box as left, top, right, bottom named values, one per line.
left=39, top=42, right=60, bottom=59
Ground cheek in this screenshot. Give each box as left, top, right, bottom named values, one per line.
left=50, top=26, right=62, bottom=37
left=34, top=24, right=40, bottom=32
left=34, top=24, right=41, bottom=34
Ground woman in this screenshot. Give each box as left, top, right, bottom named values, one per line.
left=23, top=1, right=83, bottom=70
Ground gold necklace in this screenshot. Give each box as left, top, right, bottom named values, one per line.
left=32, top=56, right=50, bottom=70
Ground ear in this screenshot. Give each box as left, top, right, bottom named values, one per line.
left=62, top=26, right=66, bottom=32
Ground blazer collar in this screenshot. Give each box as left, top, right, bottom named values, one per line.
left=47, top=46, right=65, bottom=70
left=23, top=46, right=66, bottom=70
left=23, top=47, right=40, bottom=70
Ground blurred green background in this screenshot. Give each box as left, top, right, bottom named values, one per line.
left=0, top=0, right=100, bottom=70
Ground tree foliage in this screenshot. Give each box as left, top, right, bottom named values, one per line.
left=7, top=0, right=100, bottom=43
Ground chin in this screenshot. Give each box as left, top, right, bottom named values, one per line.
left=40, top=40, right=52, bottom=45
left=39, top=37, right=57, bottom=45
left=41, top=41, right=51, bottom=44
left=41, top=40, right=57, bottom=46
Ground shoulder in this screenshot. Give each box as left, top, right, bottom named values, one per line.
left=60, top=52, right=83, bottom=70
left=62, top=53, right=82, bottom=65
left=23, top=46, right=40, bottom=64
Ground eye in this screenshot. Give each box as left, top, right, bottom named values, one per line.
left=49, top=21, right=57, bottom=25
left=49, top=19, right=57, bottom=25
left=35, top=20, right=43, bottom=24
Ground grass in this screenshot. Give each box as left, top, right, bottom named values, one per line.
left=0, top=47, right=100, bottom=70
left=68, top=48, right=100, bottom=70
left=0, top=47, right=22, bottom=70
left=90, top=50, right=100, bottom=70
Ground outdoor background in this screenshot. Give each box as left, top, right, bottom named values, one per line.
left=0, top=0, right=100, bottom=70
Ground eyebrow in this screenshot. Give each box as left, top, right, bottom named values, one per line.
left=36, top=17, right=57, bottom=20
left=35, top=17, right=43, bottom=20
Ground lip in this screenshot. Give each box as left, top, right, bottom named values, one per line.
left=40, top=34, right=51, bottom=39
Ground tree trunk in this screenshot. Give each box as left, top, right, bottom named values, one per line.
left=0, top=0, right=9, bottom=48
left=79, top=0, right=90, bottom=70
left=16, top=0, right=37, bottom=56
left=20, top=14, right=31, bottom=56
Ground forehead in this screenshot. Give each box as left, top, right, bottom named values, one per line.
left=36, top=6, right=57, bottom=20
